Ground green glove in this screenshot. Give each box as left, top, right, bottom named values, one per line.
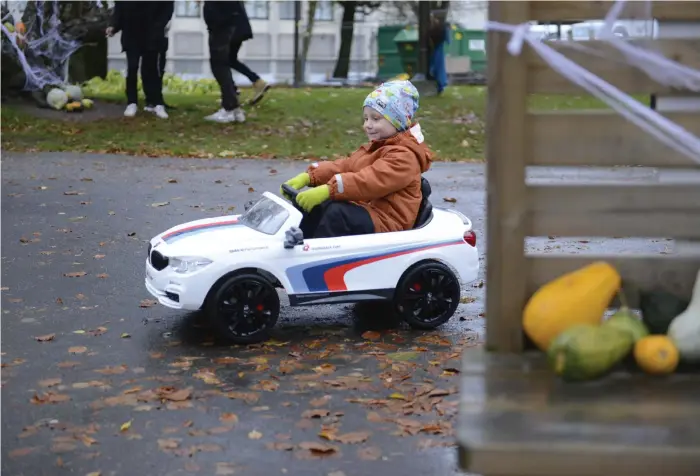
left=280, top=172, right=310, bottom=199
left=296, top=185, right=330, bottom=212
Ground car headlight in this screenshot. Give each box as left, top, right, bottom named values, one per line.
left=169, top=256, right=212, bottom=274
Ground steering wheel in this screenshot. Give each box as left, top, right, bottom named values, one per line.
left=281, top=183, right=306, bottom=214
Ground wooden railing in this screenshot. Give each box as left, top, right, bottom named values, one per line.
left=484, top=0, right=700, bottom=354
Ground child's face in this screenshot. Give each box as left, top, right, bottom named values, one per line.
left=363, top=107, right=398, bottom=141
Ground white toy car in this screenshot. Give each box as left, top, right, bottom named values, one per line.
left=145, top=178, right=480, bottom=344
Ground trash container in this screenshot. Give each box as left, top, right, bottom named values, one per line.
left=393, top=27, right=419, bottom=77
left=377, top=25, right=406, bottom=80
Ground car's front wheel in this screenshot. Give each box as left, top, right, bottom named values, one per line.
left=394, top=261, right=461, bottom=330
left=206, top=273, right=280, bottom=344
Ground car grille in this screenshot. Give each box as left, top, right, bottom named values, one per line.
left=150, top=250, right=169, bottom=271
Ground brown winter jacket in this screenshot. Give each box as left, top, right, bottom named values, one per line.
left=306, top=124, right=433, bottom=233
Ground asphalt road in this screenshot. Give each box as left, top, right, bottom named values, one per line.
left=1, top=152, right=677, bottom=476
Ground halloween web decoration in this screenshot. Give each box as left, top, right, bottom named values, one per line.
left=1, top=0, right=103, bottom=91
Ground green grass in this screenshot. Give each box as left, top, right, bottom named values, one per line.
left=0, top=85, right=631, bottom=161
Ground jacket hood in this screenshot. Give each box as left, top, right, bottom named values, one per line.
left=368, top=123, right=433, bottom=173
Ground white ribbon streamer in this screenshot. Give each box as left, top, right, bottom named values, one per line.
left=486, top=0, right=700, bottom=165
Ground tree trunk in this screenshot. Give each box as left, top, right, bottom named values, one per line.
left=299, top=0, right=318, bottom=83
left=332, top=1, right=357, bottom=80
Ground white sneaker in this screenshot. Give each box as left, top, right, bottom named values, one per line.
left=152, top=105, right=168, bottom=119
left=233, top=107, right=245, bottom=123
left=204, top=108, right=239, bottom=123
left=124, top=103, right=138, bottom=117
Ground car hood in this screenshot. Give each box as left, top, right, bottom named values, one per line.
left=154, top=216, right=271, bottom=256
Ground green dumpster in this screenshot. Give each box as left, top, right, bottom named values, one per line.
left=449, top=28, right=487, bottom=72
left=376, top=25, right=406, bottom=80
left=393, top=27, right=419, bottom=77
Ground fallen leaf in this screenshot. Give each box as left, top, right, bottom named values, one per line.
left=167, top=178, right=178, bottom=183
left=302, top=409, right=330, bottom=419
left=151, top=202, right=170, bottom=207
left=139, top=299, right=157, bottom=308
left=367, top=412, right=384, bottom=423
left=335, top=431, right=371, bottom=444
left=387, top=351, right=419, bottom=361
left=68, top=346, right=88, bottom=354
left=35, top=333, right=55, bottom=342
left=85, top=472, right=101, bottom=476
left=120, top=333, right=131, bottom=339
left=158, top=438, right=180, bottom=450
left=207, top=426, right=232, bottom=435
left=63, top=191, right=79, bottom=195
left=120, top=420, right=132, bottom=432
left=96, top=273, right=109, bottom=279
left=248, top=430, right=263, bottom=440
left=389, top=393, right=407, bottom=400
left=88, top=327, right=107, bottom=336
left=9, top=447, right=37, bottom=458
left=310, top=395, right=331, bottom=407
left=220, top=413, right=239, bottom=425
left=215, top=462, right=237, bottom=475
left=94, top=254, right=105, bottom=259
left=361, top=331, right=381, bottom=341
left=298, top=441, right=338, bottom=456
left=266, top=441, right=295, bottom=451
left=63, top=271, right=87, bottom=278
left=38, top=378, right=62, bottom=387
left=443, top=197, right=457, bottom=203
left=247, top=187, right=255, bottom=193
left=31, top=392, right=71, bottom=404
left=357, top=446, right=382, bottom=460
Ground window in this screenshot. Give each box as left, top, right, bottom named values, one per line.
left=279, top=1, right=295, bottom=20
left=175, top=0, right=201, bottom=18
left=246, top=1, right=269, bottom=19
left=314, top=0, right=333, bottom=21
left=239, top=196, right=290, bottom=235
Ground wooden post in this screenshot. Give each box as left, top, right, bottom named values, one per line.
left=484, top=0, right=531, bottom=353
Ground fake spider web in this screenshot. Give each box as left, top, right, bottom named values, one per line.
left=1, top=0, right=103, bottom=91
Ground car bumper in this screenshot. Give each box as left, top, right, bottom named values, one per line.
left=144, top=260, right=208, bottom=311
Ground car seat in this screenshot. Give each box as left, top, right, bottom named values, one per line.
left=413, top=177, right=434, bottom=228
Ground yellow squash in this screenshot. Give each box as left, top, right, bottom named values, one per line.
left=524, top=261, right=621, bottom=350
left=634, top=335, right=679, bottom=375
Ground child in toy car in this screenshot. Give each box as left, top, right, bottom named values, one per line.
left=281, top=79, right=433, bottom=239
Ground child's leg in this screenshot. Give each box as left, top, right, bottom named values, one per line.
left=312, top=202, right=374, bottom=239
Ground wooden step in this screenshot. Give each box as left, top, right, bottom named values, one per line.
left=456, top=347, right=700, bottom=476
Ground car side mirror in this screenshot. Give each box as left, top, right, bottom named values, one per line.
left=284, top=226, right=304, bottom=249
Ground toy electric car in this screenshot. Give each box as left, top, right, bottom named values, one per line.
left=145, top=178, right=480, bottom=344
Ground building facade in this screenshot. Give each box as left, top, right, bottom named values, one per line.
left=106, top=0, right=488, bottom=84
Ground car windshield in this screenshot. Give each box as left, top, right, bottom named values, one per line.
left=238, top=196, right=290, bottom=235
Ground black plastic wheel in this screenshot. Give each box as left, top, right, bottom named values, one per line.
left=206, top=273, right=280, bottom=344
left=393, top=261, right=461, bottom=330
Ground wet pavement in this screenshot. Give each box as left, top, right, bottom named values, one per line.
left=1, top=152, right=680, bottom=476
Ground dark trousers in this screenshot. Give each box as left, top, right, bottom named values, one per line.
left=208, top=27, right=239, bottom=111
left=229, top=36, right=260, bottom=84
left=125, top=49, right=163, bottom=106
left=300, top=201, right=375, bottom=239
left=158, top=38, right=168, bottom=78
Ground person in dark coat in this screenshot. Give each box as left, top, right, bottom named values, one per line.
left=226, top=1, right=269, bottom=105
left=202, top=0, right=245, bottom=123
left=106, top=1, right=174, bottom=119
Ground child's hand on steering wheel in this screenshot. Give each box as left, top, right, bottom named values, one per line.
left=280, top=172, right=310, bottom=199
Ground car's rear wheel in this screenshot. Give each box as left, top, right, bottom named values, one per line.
left=206, top=273, right=280, bottom=344
left=393, top=261, right=461, bottom=330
